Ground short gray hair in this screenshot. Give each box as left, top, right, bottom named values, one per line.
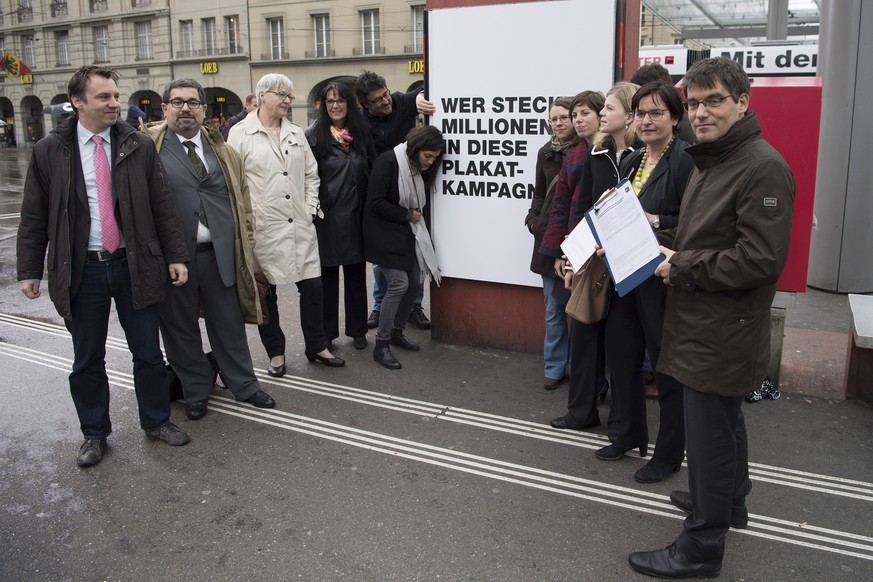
left=255, top=74, right=293, bottom=107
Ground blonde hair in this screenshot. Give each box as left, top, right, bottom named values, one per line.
left=593, top=81, right=639, bottom=150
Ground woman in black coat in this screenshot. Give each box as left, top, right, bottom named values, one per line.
left=363, top=126, right=445, bottom=369
left=306, top=83, right=376, bottom=352
left=594, top=82, right=694, bottom=483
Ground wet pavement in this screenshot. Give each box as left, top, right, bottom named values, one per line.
left=0, top=147, right=871, bottom=580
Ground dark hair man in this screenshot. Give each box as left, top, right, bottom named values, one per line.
left=146, top=79, right=276, bottom=420
left=355, top=70, right=436, bottom=331
left=220, top=93, right=257, bottom=140
left=628, top=57, right=795, bottom=578
left=17, top=66, right=192, bottom=468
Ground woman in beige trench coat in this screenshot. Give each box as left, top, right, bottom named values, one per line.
left=227, top=73, right=344, bottom=373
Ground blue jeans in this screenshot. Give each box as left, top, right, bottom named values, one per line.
left=372, top=264, right=423, bottom=310
left=542, top=276, right=570, bottom=380
left=65, top=258, right=171, bottom=438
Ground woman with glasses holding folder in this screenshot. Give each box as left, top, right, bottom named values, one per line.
left=593, top=81, right=694, bottom=483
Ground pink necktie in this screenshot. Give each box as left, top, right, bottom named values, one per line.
left=92, top=135, right=120, bottom=253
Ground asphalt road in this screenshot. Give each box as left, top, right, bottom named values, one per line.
left=1, top=147, right=871, bottom=581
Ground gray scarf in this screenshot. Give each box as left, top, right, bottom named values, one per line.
left=393, top=143, right=441, bottom=286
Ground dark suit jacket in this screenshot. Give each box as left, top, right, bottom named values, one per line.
left=159, top=133, right=236, bottom=287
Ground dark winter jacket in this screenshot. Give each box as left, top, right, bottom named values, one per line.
left=619, top=139, right=694, bottom=231
left=572, top=144, right=637, bottom=229
left=363, top=151, right=418, bottom=271
left=657, top=112, right=795, bottom=396
left=525, top=139, right=572, bottom=276
left=539, top=142, right=589, bottom=258
left=17, top=116, right=188, bottom=319
left=306, top=121, right=375, bottom=266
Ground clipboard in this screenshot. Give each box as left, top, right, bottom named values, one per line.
left=583, top=179, right=664, bottom=298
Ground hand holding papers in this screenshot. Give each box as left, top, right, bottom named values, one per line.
left=576, top=179, right=664, bottom=297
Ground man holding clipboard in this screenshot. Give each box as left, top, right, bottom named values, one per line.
left=626, top=58, right=795, bottom=578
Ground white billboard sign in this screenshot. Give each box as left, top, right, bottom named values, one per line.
left=428, top=0, right=618, bottom=287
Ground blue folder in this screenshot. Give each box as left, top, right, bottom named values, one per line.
left=583, top=179, right=665, bottom=298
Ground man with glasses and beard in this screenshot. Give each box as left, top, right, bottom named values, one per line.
left=147, top=79, right=276, bottom=421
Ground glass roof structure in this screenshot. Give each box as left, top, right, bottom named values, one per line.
left=641, top=0, right=821, bottom=48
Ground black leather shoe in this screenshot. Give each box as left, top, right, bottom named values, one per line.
left=390, top=330, right=420, bottom=351
left=549, top=416, right=600, bottom=430
left=367, top=310, right=380, bottom=329
left=353, top=336, right=368, bottom=350
left=77, top=438, right=107, bottom=468
left=267, top=357, right=286, bottom=377
left=669, top=490, right=749, bottom=529
left=595, top=442, right=648, bottom=461
left=374, top=340, right=401, bottom=369
left=635, top=460, right=681, bottom=484
left=244, top=390, right=276, bottom=408
left=628, top=544, right=721, bottom=579
left=307, top=352, right=346, bottom=367
left=144, top=421, right=190, bottom=446
left=186, top=400, right=208, bottom=421
left=408, top=306, right=432, bottom=330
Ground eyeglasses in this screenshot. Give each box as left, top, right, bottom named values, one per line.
left=167, top=98, right=204, bottom=109
left=548, top=115, right=570, bottom=125
left=634, top=108, right=667, bottom=121
left=685, top=94, right=731, bottom=112
left=266, top=90, right=294, bottom=102
left=326, top=99, right=347, bottom=107
left=367, top=90, right=391, bottom=105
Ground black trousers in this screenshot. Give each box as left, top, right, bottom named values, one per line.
left=321, top=262, right=368, bottom=341
left=675, top=387, right=750, bottom=563
left=565, top=318, right=606, bottom=427
left=258, top=277, right=328, bottom=358
left=603, top=276, right=684, bottom=464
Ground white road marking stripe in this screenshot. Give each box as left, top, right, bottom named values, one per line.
left=2, top=315, right=873, bottom=499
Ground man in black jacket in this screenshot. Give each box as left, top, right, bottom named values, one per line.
left=17, top=66, right=191, bottom=468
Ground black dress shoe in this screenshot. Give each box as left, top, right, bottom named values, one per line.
left=353, top=336, right=368, bottom=350
left=635, top=459, right=681, bottom=484
left=595, top=442, right=648, bottom=461
left=367, top=310, right=380, bottom=329
left=306, top=352, right=346, bottom=367
left=390, top=330, right=420, bottom=351
left=549, top=416, right=600, bottom=430
left=408, top=306, right=432, bottom=330
left=186, top=400, right=208, bottom=420
left=267, top=358, right=286, bottom=377
left=669, top=490, right=749, bottom=529
left=77, top=438, right=107, bottom=468
left=244, top=390, right=276, bottom=408
left=374, top=340, right=401, bottom=369
left=628, top=544, right=721, bottom=579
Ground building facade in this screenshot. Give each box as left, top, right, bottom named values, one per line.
left=0, top=0, right=426, bottom=146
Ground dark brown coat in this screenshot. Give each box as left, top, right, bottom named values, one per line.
left=17, top=117, right=188, bottom=320
left=525, top=140, right=570, bottom=276
left=656, top=112, right=795, bottom=396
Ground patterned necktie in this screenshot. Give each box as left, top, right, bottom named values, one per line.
left=92, top=135, right=120, bottom=253
left=182, top=140, right=209, bottom=227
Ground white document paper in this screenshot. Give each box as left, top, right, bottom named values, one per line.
left=560, top=219, right=598, bottom=274
left=586, top=180, right=661, bottom=284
